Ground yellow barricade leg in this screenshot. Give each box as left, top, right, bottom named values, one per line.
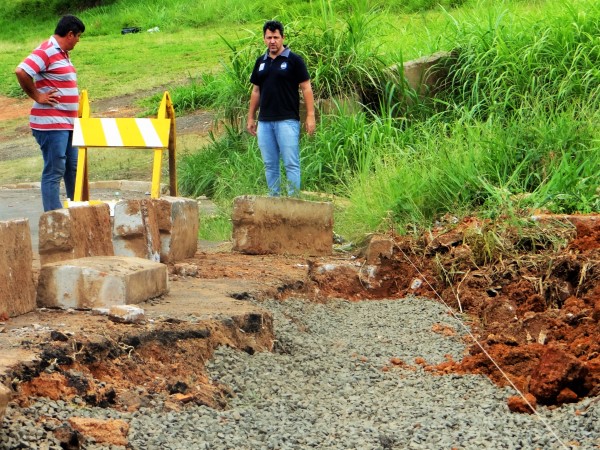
left=151, top=149, right=163, bottom=199
left=74, top=147, right=87, bottom=202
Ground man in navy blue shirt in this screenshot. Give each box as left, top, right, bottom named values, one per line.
left=247, top=20, right=315, bottom=197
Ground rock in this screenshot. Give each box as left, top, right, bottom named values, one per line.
left=173, top=263, right=199, bottom=277
left=529, top=346, right=587, bottom=404
left=68, top=417, right=129, bottom=447
left=507, top=393, right=537, bottom=414
left=108, top=305, right=145, bottom=323
left=364, top=235, right=394, bottom=264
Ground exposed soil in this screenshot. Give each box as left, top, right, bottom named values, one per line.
left=2, top=93, right=600, bottom=420
left=0, top=97, right=31, bottom=122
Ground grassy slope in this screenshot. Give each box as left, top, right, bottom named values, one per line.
left=1, top=0, right=597, bottom=241
left=1, top=0, right=568, bottom=100
left=0, top=0, right=475, bottom=99
left=0, top=0, right=450, bottom=186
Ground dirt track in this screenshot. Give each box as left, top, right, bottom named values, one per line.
left=0, top=94, right=217, bottom=162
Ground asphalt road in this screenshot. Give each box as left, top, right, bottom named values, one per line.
left=0, top=187, right=151, bottom=252
left=0, top=188, right=44, bottom=251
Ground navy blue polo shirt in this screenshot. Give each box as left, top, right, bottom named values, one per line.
left=250, top=47, right=310, bottom=121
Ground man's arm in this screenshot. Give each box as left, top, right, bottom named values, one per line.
left=300, top=80, right=316, bottom=136
left=247, top=84, right=261, bottom=136
left=15, top=67, right=59, bottom=106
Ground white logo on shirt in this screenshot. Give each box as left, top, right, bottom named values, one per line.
left=259, top=63, right=265, bottom=71
left=281, top=62, right=287, bottom=70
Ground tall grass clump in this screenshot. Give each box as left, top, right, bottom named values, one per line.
left=289, top=0, right=391, bottom=104
left=435, top=1, right=600, bottom=210
left=178, top=127, right=266, bottom=199
left=178, top=0, right=403, bottom=199
left=386, top=0, right=469, bottom=14
left=338, top=1, right=600, bottom=239
left=301, top=88, right=410, bottom=194
left=440, top=3, right=600, bottom=120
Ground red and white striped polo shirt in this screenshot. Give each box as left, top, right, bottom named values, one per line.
left=18, top=36, right=79, bottom=131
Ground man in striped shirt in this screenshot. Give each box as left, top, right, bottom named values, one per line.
left=15, top=15, right=85, bottom=211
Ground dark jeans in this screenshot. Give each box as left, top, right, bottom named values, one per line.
left=32, top=129, right=77, bottom=211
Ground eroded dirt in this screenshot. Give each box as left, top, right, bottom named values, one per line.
left=2, top=92, right=600, bottom=423
left=302, top=215, right=600, bottom=411
left=189, top=215, right=600, bottom=412
left=8, top=216, right=599, bottom=419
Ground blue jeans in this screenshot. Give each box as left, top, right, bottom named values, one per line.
left=257, top=119, right=301, bottom=196
left=32, top=130, right=78, bottom=211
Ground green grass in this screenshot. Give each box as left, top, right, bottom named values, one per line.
left=0, top=0, right=460, bottom=100
left=1, top=27, right=232, bottom=100
left=1, top=0, right=599, bottom=242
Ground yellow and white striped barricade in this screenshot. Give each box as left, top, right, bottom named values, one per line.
left=70, top=90, right=177, bottom=203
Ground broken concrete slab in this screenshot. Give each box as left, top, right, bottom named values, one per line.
left=154, top=196, right=199, bottom=263
left=108, top=305, right=145, bottom=324
left=39, top=203, right=114, bottom=266
left=232, top=195, right=333, bottom=256
left=0, top=277, right=275, bottom=412
left=112, top=199, right=161, bottom=262
left=0, top=219, right=36, bottom=317
left=37, top=256, right=168, bottom=310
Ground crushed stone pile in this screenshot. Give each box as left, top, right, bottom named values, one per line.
left=2, top=297, right=599, bottom=449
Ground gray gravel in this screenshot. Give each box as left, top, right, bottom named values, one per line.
left=1, top=296, right=599, bottom=449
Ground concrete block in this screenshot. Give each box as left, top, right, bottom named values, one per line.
left=392, top=51, right=455, bottom=96
left=0, top=383, right=10, bottom=423
left=232, top=195, right=333, bottom=256
left=37, top=256, right=168, bottom=309
left=365, top=235, right=395, bottom=264
left=39, top=203, right=114, bottom=266
left=112, top=199, right=161, bottom=262
left=153, top=196, right=199, bottom=263
left=0, top=219, right=36, bottom=317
